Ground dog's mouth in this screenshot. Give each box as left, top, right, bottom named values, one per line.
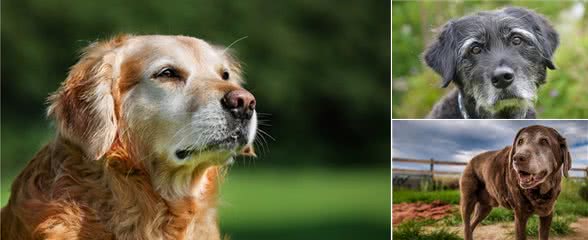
left=174, top=131, right=248, bottom=160
left=517, top=170, right=547, bottom=189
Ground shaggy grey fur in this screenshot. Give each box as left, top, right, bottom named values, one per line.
left=424, top=7, right=558, bottom=119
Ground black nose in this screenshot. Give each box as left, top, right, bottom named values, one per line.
left=491, top=67, right=514, bottom=89
left=221, top=89, right=256, bottom=120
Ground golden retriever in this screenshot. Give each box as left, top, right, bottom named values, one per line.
left=1, top=34, right=257, bottom=240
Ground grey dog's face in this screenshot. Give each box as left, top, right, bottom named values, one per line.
left=510, top=125, right=571, bottom=189
left=424, top=7, right=559, bottom=118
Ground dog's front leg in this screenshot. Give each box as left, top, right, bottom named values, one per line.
left=539, top=213, right=553, bottom=240
left=514, top=210, right=530, bottom=240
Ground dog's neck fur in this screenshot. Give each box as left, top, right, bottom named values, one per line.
left=506, top=160, right=563, bottom=216
left=104, top=136, right=224, bottom=239
left=4, top=136, right=223, bottom=240
left=459, top=90, right=534, bottom=119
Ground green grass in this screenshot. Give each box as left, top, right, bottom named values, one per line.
left=1, top=168, right=391, bottom=240
left=393, top=179, right=588, bottom=238
left=481, top=208, right=514, bottom=225
left=555, top=178, right=588, bottom=217
left=440, top=213, right=462, bottom=226
left=392, top=189, right=460, bottom=204
left=519, top=215, right=576, bottom=237
left=393, top=220, right=462, bottom=240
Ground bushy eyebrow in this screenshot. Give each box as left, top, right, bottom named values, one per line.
left=458, top=38, right=479, bottom=56
left=510, top=28, right=539, bottom=45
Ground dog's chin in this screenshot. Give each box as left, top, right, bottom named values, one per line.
left=517, top=170, right=548, bottom=189
left=481, top=92, right=532, bottom=118
left=174, top=136, right=247, bottom=164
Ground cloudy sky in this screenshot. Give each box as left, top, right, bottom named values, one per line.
left=392, top=120, right=588, bottom=177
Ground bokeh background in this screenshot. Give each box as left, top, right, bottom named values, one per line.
left=0, top=1, right=391, bottom=239
left=392, top=0, right=588, bottom=118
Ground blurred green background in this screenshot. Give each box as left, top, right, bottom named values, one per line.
left=392, top=0, right=588, bottom=118
left=0, top=0, right=391, bottom=239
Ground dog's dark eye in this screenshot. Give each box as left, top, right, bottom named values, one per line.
left=540, top=138, right=549, bottom=146
left=511, top=37, right=522, bottom=46
left=222, top=71, right=230, bottom=80
left=470, top=46, right=482, bottom=55
left=156, top=68, right=180, bottom=79
left=517, top=138, right=524, bottom=145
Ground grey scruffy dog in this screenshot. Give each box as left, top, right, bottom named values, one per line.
left=424, top=7, right=559, bottom=119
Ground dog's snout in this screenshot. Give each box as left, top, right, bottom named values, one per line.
left=222, top=89, right=256, bottom=120
left=491, top=67, right=514, bottom=89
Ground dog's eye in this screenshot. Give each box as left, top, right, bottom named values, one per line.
left=222, top=71, right=230, bottom=80
left=511, top=37, right=522, bottom=46
left=517, top=138, right=524, bottom=145
left=156, top=68, right=180, bottom=79
left=470, top=46, right=482, bottom=55
left=540, top=138, right=549, bottom=146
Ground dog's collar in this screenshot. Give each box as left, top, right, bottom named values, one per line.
left=458, top=92, right=470, bottom=119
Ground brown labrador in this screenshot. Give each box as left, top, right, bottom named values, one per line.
left=460, top=125, right=572, bottom=240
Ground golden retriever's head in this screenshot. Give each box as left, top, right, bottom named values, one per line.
left=48, top=35, right=257, bottom=196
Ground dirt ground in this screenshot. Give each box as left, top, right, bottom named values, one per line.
left=393, top=201, right=588, bottom=239
left=392, top=200, right=456, bottom=225
left=448, top=217, right=588, bottom=240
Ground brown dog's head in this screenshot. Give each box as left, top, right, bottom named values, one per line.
left=48, top=35, right=257, bottom=187
left=509, top=125, right=571, bottom=189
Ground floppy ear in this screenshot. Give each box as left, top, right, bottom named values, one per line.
left=561, top=141, right=572, bottom=178
left=509, top=127, right=527, bottom=166
left=48, top=36, right=127, bottom=160
left=548, top=127, right=572, bottom=177
left=423, top=20, right=459, bottom=88
left=504, top=7, right=559, bottom=70
left=547, top=127, right=572, bottom=178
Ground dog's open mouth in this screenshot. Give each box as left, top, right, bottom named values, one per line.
left=517, top=170, right=547, bottom=188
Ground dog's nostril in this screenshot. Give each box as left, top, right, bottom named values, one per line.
left=491, top=67, right=515, bottom=88
left=222, top=89, right=256, bottom=120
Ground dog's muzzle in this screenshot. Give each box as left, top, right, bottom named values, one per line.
left=174, top=89, right=257, bottom=160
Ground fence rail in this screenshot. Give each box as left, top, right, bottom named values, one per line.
left=392, top=158, right=588, bottom=179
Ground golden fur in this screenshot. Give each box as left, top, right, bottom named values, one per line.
left=1, top=34, right=256, bottom=239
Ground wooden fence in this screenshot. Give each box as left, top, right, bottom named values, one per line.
left=393, top=157, right=588, bottom=179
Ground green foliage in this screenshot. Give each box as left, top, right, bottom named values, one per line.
left=556, top=179, right=588, bottom=217
left=578, top=179, right=588, bottom=201
left=392, top=1, right=588, bottom=118
left=393, top=220, right=463, bottom=240
left=481, top=208, right=514, bottom=225
left=440, top=213, right=462, bottom=227
left=1, top=0, right=391, bottom=177
left=394, top=178, right=588, bottom=238
left=392, top=189, right=460, bottom=204
left=519, top=215, right=575, bottom=237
